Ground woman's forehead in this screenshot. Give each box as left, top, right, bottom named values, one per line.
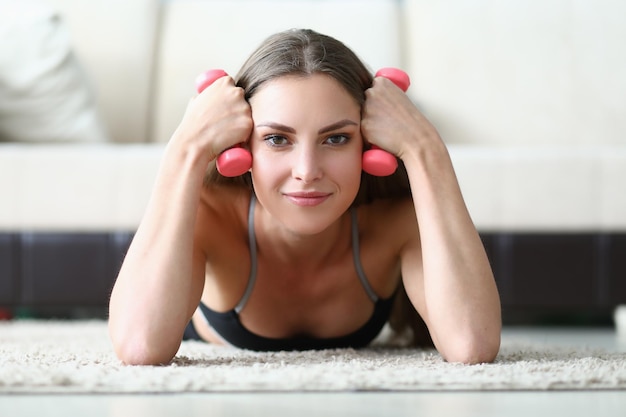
left=249, top=74, right=361, bottom=115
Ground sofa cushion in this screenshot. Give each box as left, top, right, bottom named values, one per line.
left=450, top=145, right=626, bottom=232
left=46, top=0, right=160, bottom=143
left=403, top=0, right=626, bottom=147
left=0, top=143, right=164, bottom=231
left=0, top=1, right=107, bottom=143
left=1, top=143, right=625, bottom=232
left=152, top=0, right=402, bottom=144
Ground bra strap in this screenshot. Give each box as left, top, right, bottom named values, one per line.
left=350, top=207, right=379, bottom=303
left=234, top=193, right=258, bottom=313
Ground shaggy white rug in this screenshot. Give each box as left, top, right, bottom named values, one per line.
left=1, top=320, right=625, bottom=393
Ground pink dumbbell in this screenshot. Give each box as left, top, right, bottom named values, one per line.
left=195, top=67, right=410, bottom=177
left=361, top=67, right=411, bottom=177
left=195, top=69, right=253, bottom=177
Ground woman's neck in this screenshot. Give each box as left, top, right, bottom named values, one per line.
left=254, top=206, right=353, bottom=269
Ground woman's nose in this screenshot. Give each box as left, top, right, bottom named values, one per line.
left=292, top=146, right=323, bottom=183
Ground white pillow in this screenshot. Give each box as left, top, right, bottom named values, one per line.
left=0, top=0, right=108, bottom=142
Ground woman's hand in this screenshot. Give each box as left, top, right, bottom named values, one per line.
left=172, top=76, right=253, bottom=162
left=361, top=77, right=442, bottom=161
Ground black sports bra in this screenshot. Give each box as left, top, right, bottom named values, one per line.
left=196, top=194, right=394, bottom=351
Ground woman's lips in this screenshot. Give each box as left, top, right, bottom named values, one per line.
left=283, top=192, right=331, bottom=207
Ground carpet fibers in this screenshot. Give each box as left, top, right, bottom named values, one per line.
left=1, top=320, right=625, bottom=393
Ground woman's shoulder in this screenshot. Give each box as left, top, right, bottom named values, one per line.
left=196, top=185, right=251, bottom=246
left=356, top=197, right=417, bottom=240
left=354, top=198, right=417, bottom=295
left=199, top=184, right=251, bottom=213
left=357, top=197, right=415, bottom=222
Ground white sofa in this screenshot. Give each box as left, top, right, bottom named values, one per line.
left=1, top=0, right=625, bottom=317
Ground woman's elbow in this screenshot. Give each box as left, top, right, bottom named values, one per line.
left=109, top=325, right=177, bottom=366
left=113, top=340, right=176, bottom=366
left=442, top=333, right=501, bottom=365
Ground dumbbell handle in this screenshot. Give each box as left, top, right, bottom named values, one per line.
left=361, top=68, right=411, bottom=177
left=195, top=70, right=253, bottom=177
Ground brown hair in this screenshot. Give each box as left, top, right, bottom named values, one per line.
left=204, top=28, right=432, bottom=348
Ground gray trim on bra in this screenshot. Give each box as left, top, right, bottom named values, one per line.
left=234, top=193, right=258, bottom=314
left=351, top=208, right=379, bottom=303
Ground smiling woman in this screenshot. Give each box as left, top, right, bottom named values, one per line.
left=108, top=28, right=501, bottom=365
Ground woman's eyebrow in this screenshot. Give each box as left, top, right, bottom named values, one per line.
left=318, top=119, right=358, bottom=134
left=256, top=119, right=358, bottom=134
left=255, top=122, right=296, bottom=133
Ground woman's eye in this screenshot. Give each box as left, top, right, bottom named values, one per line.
left=265, top=135, right=289, bottom=147
left=325, top=134, right=350, bottom=146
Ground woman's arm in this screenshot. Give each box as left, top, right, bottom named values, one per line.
left=108, top=77, right=252, bottom=365
left=362, top=78, right=501, bottom=364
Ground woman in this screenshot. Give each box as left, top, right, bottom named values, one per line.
left=108, top=29, right=501, bottom=365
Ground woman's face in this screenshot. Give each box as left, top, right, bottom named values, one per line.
left=248, top=74, right=363, bottom=235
